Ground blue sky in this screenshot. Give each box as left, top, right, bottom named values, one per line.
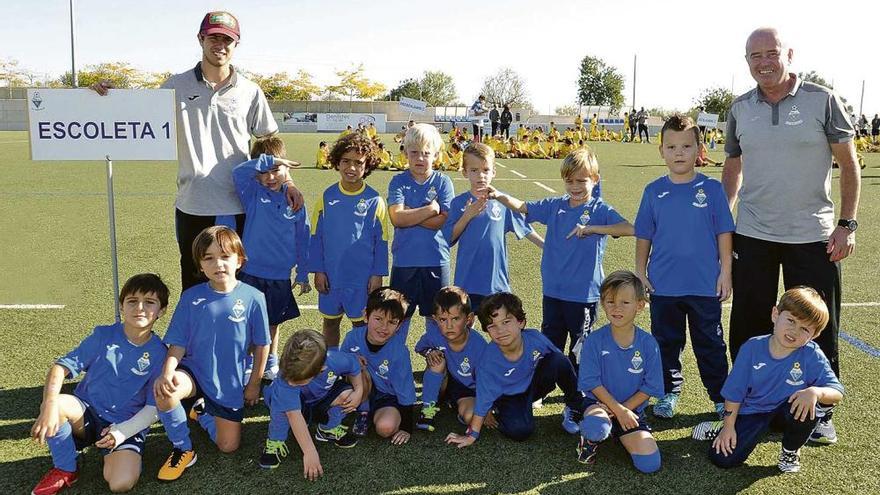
left=4, top=0, right=879, bottom=115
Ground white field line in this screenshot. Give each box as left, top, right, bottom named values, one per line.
left=509, top=170, right=527, bottom=178
left=497, top=163, right=507, bottom=168
left=0, top=140, right=29, bottom=144
left=0, top=304, right=65, bottom=309
left=533, top=181, right=557, bottom=193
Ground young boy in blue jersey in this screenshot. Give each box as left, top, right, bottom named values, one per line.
left=259, top=329, right=365, bottom=479
left=414, top=286, right=490, bottom=431
left=30, top=274, right=169, bottom=495
left=575, top=271, right=663, bottom=473
left=694, top=287, right=843, bottom=473
left=233, top=136, right=311, bottom=381
left=387, top=124, right=455, bottom=326
left=446, top=292, right=585, bottom=447
left=152, top=226, right=270, bottom=481
left=442, top=143, right=543, bottom=312
left=310, top=132, right=390, bottom=347
left=489, top=149, right=633, bottom=370
left=634, top=114, right=735, bottom=419
left=341, top=287, right=416, bottom=444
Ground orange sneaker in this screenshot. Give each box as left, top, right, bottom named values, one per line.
left=32, top=467, right=77, bottom=495
left=157, top=448, right=197, bottom=481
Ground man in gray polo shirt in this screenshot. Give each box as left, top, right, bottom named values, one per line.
left=722, top=27, right=860, bottom=445
left=93, top=11, right=303, bottom=290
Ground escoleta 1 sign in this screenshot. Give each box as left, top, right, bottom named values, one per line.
left=27, top=88, right=178, bottom=161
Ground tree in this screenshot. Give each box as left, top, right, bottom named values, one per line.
left=59, top=62, right=151, bottom=88
left=554, top=104, right=580, bottom=116
left=479, top=68, right=532, bottom=111
left=576, top=55, right=625, bottom=112
left=0, top=58, right=27, bottom=87
left=251, top=70, right=321, bottom=100
left=694, top=86, right=735, bottom=117
left=798, top=70, right=853, bottom=113
left=325, top=64, right=386, bottom=107
left=385, top=71, right=458, bottom=107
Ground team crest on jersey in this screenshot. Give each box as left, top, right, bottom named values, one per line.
left=378, top=359, right=390, bottom=378
left=579, top=210, right=591, bottom=225
left=131, top=352, right=151, bottom=376
left=628, top=351, right=644, bottom=374
left=228, top=299, right=246, bottom=322
left=426, top=186, right=437, bottom=202
left=531, top=350, right=541, bottom=362
left=785, top=105, right=803, bottom=126
left=458, top=357, right=472, bottom=377
left=354, top=198, right=368, bottom=217
left=488, top=202, right=503, bottom=221
left=283, top=206, right=297, bottom=220
left=786, top=362, right=804, bottom=386
left=325, top=371, right=337, bottom=388
left=692, top=188, right=707, bottom=208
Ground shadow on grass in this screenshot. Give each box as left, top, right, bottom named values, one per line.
left=0, top=383, right=78, bottom=421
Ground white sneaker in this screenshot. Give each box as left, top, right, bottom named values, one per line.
left=262, top=364, right=279, bottom=381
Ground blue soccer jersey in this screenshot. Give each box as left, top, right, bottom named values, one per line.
left=443, top=191, right=532, bottom=296
left=577, top=324, right=664, bottom=414
left=473, top=329, right=558, bottom=417
left=386, top=170, right=455, bottom=267
left=163, top=282, right=271, bottom=410
left=301, top=348, right=361, bottom=404
left=56, top=323, right=167, bottom=424
left=266, top=377, right=303, bottom=413
left=415, top=319, right=488, bottom=390
left=721, top=335, right=843, bottom=415
left=526, top=196, right=626, bottom=303
left=634, top=174, right=735, bottom=297
left=308, top=182, right=390, bottom=288
left=232, top=155, right=310, bottom=282
left=341, top=321, right=416, bottom=405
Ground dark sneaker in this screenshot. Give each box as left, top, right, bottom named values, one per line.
left=316, top=424, right=358, bottom=448
left=809, top=415, right=838, bottom=445
left=778, top=448, right=801, bottom=473
left=352, top=412, right=369, bottom=437
left=577, top=436, right=599, bottom=465
left=417, top=402, right=440, bottom=432
left=258, top=439, right=289, bottom=469
left=692, top=421, right=724, bottom=441
left=31, top=467, right=77, bottom=495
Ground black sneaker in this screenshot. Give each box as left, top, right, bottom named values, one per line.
left=315, top=425, right=358, bottom=448
left=352, top=412, right=369, bottom=437
left=577, top=436, right=599, bottom=465
left=258, top=440, right=288, bottom=469
left=778, top=448, right=801, bottom=473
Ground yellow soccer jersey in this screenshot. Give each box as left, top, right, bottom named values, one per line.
left=517, top=127, right=527, bottom=139
left=378, top=149, right=392, bottom=169
left=316, top=149, right=331, bottom=169
left=392, top=152, right=409, bottom=170
left=367, top=126, right=378, bottom=139
left=447, top=150, right=463, bottom=171
left=574, top=115, right=583, bottom=127
left=338, top=129, right=351, bottom=140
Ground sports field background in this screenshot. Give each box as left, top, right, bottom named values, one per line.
left=1, top=131, right=878, bottom=494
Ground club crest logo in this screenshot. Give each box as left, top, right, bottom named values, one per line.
left=785, top=105, right=803, bottom=126
left=283, top=206, right=297, bottom=219
left=354, top=198, right=368, bottom=217
left=692, top=188, right=708, bottom=208
left=786, top=362, right=804, bottom=386
left=628, top=351, right=644, bottom=374
left=228, top=299, right=246, bottom=322
left=132, top=352, right=151, bottom=376
left=532, top=350, right=541, bottom=362
left=579, top=210, right=591, bottom=225
left=31, top=92, right=44, bottom=111
left=325, top=371, right=337, bottom=388
left=378, top=359, right=390, bottom=377
left=458, top=357, right=472, bottom=377
left=488, top=202, right=503, bottom=221
left=425, top=186, right=437, bottom=202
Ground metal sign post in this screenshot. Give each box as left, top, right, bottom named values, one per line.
left=105, top=155, right=121, bottom=322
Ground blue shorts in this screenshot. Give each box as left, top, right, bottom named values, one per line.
left=390, top=265, right=450, bottom=316
left=442, top=374, right=475, bottom=407
left=541, top=295, right=597, bottom=360
left=302, top=380, right=353, bottom=425
left=583, top=398, right=652, bottom=438
left=178, top=364, right=244, bottom=423
left=73, top=397, right=146, bottom=456
left=369, top=389, right=402, bottom=413
left=318, top=286, right=368, bottom=322
left=238, top=272, right=300, bottom=326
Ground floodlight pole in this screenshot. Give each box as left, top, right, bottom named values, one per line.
left=859, top=80, right=865, bottom=117
left=632, top=54, right=637, bottom=109
left=69, top=0, right=78, bottom=87
left=106, top=155, right=120, bottom=322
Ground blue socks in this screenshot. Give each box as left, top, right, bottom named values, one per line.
left=197, top=413, right=217, bottom=442
left=47, top=421, right=77, bottom=472
left=631, top=450, right=662, bottom=473
left=421, top=369, right=444, bottom=406
left=579, top=415, right=611, bottom=442
left=158, top=405, right=192, bottom=451
left=320, top=406, right=346, bottom=430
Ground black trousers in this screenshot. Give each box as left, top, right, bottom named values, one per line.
left=730, top=234, right=841, bottom=375
left=491, top=121, right=499, bottom=136
left=500, top=124, right=510, bottom=139
left=174, top=208, right=246, bottom=291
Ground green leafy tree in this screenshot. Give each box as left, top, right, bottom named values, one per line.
left=694, top=87, right=735, bottom=117
left=386, top=78, right=421, bottom=101
left=326, top=64, right=386, bottom=108
left=251, top=70, right=321, bottom=100
left=385, top=70, right=458, bottom=107
left=59, top=62, right=151, bottom=88
left=576, top=55, right=625, bottom=112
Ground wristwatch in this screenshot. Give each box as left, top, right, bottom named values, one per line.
left=837, top=219, right=858, bottom=233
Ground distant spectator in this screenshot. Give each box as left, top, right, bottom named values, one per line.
left=500, top=105, right=513, bottom=138
left=490, top=105, right=500, bottom=136
left=637, top=107, right=650, bottom=143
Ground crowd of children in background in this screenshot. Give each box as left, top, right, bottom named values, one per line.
left=30, top=115, right=843, bottom=494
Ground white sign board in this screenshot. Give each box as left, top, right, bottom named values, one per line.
left=696, top=112, right=720, bottom=128
left=399, top=96, right=427, bottom=114
left=316, top=113, right=387, bottom=133
left=28, top=89, right=178, bottom=161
